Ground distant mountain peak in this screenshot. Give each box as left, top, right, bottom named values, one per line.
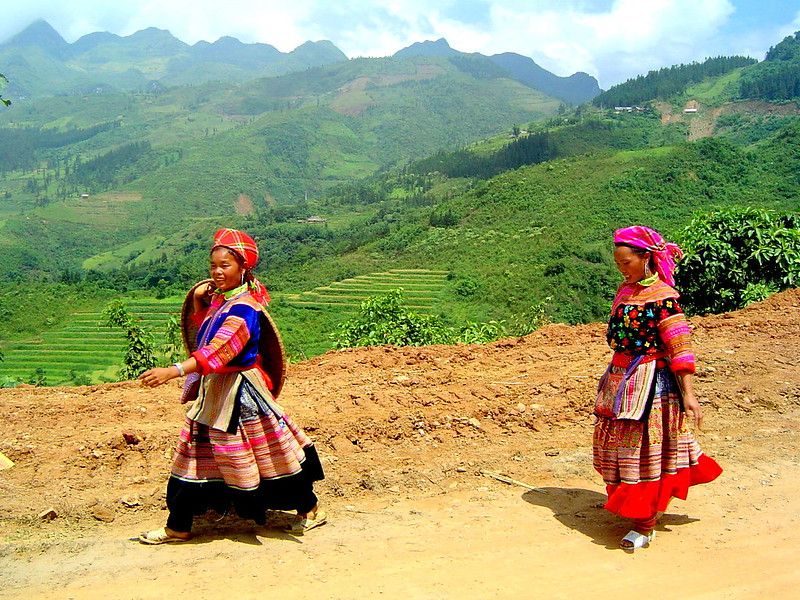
left=4, top=19, right=68, bottom=55
left=394, top=38, right=459, bottom=58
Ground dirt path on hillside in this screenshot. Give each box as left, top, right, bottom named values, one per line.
left=655, top=100, right=800, bottom=141
left=1, top=290, right=799, bottom=598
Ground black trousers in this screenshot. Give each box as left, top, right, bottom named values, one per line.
left=165, top=447, right=324, bottom=533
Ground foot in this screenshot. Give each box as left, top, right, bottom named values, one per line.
left=620, top=529, right=655, bottom=551
left=138, top=527, right=192, bottom=545
left=285, top=507, right=328, bottom=535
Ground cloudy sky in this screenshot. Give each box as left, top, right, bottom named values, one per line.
left=1, top=0, right=799, bottom=88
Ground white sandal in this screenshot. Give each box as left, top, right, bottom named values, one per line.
left=284, top=510, right=328, bottom=535
left=620, top=529, right=655, bottom=551
left=138, top=527, right=191, bottom=545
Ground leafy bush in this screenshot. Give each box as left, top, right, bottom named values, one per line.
left=333, top=290, right=453, bottom=348
left=675, top=207, right=800, bottom=314
left=27, top=367, right=47, bottom=387
left=333, top=289, right=551, bottom=349
left=103, top=300, right=158, bottom=379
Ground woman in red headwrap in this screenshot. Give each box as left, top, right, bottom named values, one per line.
left=593, top=225, right=721, bottom=551
left=137, top=228, right=325, bottom=544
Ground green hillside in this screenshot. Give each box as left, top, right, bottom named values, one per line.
left=0, top=54, right=561, bottom=281
left=0, top=31, right=798, bottom=385
left=283, top=269, right=449, bottom=310
left=0, top=298, right=181, bottom=386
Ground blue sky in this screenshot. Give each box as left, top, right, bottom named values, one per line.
left=1, top=0, right=798, bottom=88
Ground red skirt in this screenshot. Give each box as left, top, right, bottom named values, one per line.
left=593, top=368, right=722, bottom=520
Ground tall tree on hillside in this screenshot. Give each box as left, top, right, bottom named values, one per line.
left=0, top=73, right=10, bottom=106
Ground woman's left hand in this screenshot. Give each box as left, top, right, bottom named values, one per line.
left=139, top=367, right=177, bottom=388
left=682, top=391, right=704, bottom=430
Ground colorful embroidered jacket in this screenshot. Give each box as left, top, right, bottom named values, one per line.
left=191, top=288, right=262, bottom=375
left=607, top=277, right=695, bottom=374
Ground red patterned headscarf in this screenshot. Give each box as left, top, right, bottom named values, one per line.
left=212, top=228, right=259, bottom=268
left=211, top=228, right=270, bottom=305
left=613, top=225, right=684, bottom=287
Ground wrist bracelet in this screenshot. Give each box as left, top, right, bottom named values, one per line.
left=173, top=362, right=185, bottom=377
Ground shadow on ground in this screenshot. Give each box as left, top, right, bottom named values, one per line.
left=522, top=487, right=699, bottom=550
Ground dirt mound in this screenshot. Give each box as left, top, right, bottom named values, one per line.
left=1, top=289, right=798, bottom=530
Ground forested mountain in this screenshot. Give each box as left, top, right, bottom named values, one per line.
left=595, top=32, right=800, bottom=106
left=0, top=20, right=348, bottom=98
left=593, top=56, right=757, bottom=107
left=0, top=24, right=798, bottom=376
left=0, top=21, right=599, bottom=105
left=393, top=38, right=600, bottom=105
left=0, top=49, right=562, bottom=280
left=740, top=32, right=800, bottom=100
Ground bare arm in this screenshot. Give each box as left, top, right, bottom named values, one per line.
left=676, top=372, right=703, bottom=430
left=139, top=357, right=199, bottom=388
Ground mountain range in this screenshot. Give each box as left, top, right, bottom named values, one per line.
left=0, top=20, right=600, bottom=104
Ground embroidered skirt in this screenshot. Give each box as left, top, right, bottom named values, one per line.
left=593, top=367, right=722, bottom=520
left=167, top=378, right=324, bottom=526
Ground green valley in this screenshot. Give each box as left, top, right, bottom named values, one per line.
left=0, top=22, right=798, bottom=385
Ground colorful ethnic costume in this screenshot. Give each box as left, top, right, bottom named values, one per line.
left=593, top=226, right=721, bottom=523
left=165, top=230, right=323, bottom=533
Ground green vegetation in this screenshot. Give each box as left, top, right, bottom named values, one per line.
left=1, top=29, right=799, bottom=385
left=0, top=73, right=9, bottom=107
left=675, top=207, right=800, bottom=314
left=284, top=269, right=449, bottom=310
left=102, top=300, right=158, bottom=379
left=333, top=289, right=549, bottom=349
left=594, top=56, right=756, bottom=107
left=740, top=32, right=800, bottom=101
left=0, top=293, right=181, bottom=385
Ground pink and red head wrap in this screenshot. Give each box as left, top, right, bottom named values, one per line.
left=211, top=228, right=270, bottom=305
left=613, top=225, right=684, bottom=287
left=212, top=228, right=260, bottom=269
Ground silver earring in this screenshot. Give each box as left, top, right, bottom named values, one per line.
left=644, top=263, right=652, bottom=278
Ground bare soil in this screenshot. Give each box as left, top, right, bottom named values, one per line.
left=1, top=290, right=799, bottom=599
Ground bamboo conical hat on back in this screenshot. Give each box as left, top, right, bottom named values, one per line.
left=180, top=279, right=287, bottom=398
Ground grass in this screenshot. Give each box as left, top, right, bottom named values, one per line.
left=282, top=269, right=450, bottom=311
left=683, top=68, right=746, bottom=106
left=0, top=298, right=182, bottom=386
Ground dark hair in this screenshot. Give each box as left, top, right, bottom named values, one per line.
left=211, top=246, right=245, bottom=266
left=614, top=242, right=656, bottom=271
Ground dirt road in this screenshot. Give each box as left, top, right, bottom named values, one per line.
left=2, top=290, right=798, bottom=598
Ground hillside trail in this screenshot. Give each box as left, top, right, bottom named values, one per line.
left=1, top=290, right=799, bottom=599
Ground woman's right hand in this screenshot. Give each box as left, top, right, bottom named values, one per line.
left=139, top=366, right=177, bottom=388
left=193, top=282, right=213, bottom=307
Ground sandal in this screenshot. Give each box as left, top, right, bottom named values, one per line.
left=620, top=529, right=655, bottom=551
left=284, top=510, right=328, bottom=535
left=138, top=527, right=191, bottom=545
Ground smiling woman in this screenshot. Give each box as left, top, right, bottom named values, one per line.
left=137, top=227, right=326, bottom=544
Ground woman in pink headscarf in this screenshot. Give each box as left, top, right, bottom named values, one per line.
left=593, top=225, right=722, bottom=551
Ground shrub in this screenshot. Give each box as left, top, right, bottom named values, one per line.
left=333, top=290, right=453, bottom=348
left=675, top=207, right=800, bottom=314
left=333, top=289, right=551, bottom=348
left=103, top=300, right=158, bottom=379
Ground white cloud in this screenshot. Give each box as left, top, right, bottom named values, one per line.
left=0, top=0, right=785, bottom=88
left=481, top=0, right=737, bottom=86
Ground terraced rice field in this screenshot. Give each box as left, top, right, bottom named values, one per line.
left=282, top=269, right=450, bottom=311
left=0, top=299, right=182, bottom=386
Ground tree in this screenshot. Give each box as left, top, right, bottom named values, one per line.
left=103, top=300, right=158, bottom=379
left=0, top=73, right=10, bottom=107
left=675, top=207, right=800, bottom=314
left=333, top=290, right=453, bottom=348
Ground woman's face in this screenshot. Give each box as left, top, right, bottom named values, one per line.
left=210, top=247, right=245, bottom=292
left=613, top=245, right=649, bottom=284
